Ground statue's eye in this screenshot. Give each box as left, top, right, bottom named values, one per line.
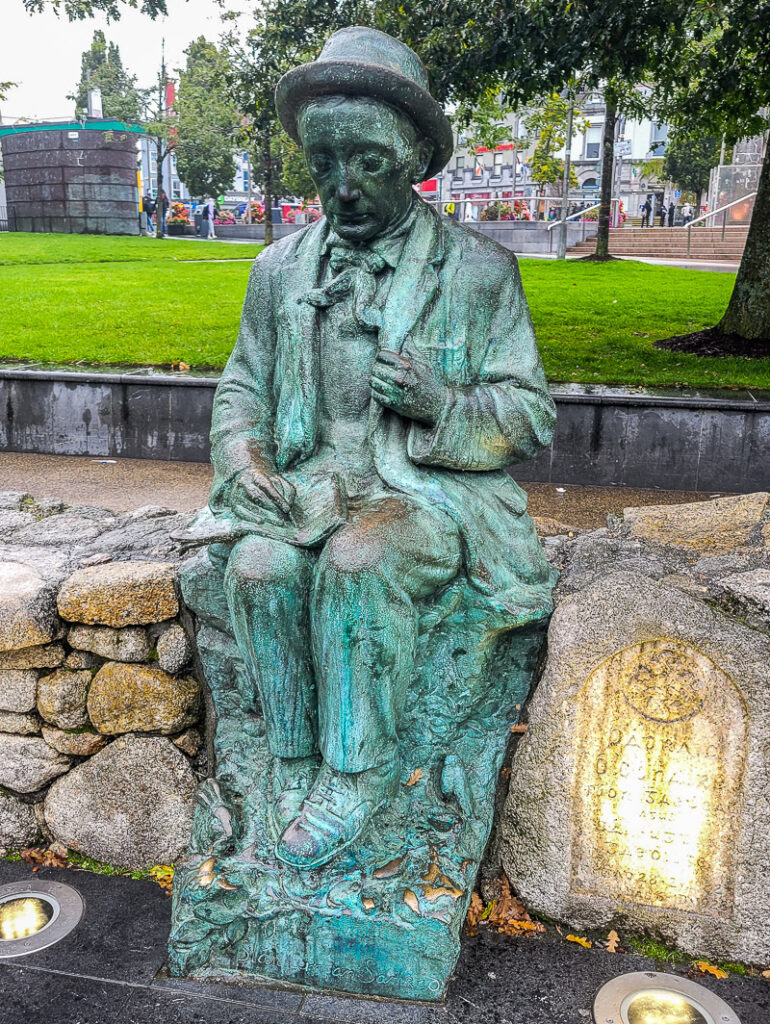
left=310, top=154, right=332, bottom=176
left=361, top=153, right=384, bottom=173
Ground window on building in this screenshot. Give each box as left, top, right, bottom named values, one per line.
left=172, top=179, right=181, bottom=199
left=455, top=156, right=464, bottom=172
left=650, top=122, right=668, bottom=152
left=473, top=158, right=484, bottom=177
left=582, top=177, right=598, bottom=188
left=150, top=154, right=157, bottom=171
left=493, top=152, right=504, bottom=171
left=170, top=155, right=177, bottom=171
left=585, top=126, right=602, bottom=160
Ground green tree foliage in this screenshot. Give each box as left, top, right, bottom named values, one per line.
left=374, top=1, right=688, bottom=257
left=662, top=134, right=724, bottom=203
left=278, top=130, right=318, bottom=203
left=174, top=37, right=239, bottom=200
left=137, top=67, right=177, bottom=238
left=653, top=0, right=770, bottom=343
left=222, top=0, right=362, bottom=243
left=452, top=88, right=517, bottom=153
left=526, top=93, right=584, bottom=191
left=22, top=0, right=167, bottom=18
left=69, top=29, right=139, bottom=122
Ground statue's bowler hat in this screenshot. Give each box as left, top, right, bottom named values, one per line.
left=275, top=27, right=453, bottom=180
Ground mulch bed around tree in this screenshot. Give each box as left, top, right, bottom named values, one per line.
left=655, top=327, right=770, bottom=359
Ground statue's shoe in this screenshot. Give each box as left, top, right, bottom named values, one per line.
left=275, top=762, right=398, bottom=870
left=269, top=755, right=321, bottom=837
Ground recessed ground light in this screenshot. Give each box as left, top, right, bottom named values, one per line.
left=0, top=880, right=84, bottom=958
left=594, top=971, right=741, bottom=1024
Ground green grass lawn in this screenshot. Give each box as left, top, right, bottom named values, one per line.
left=0, top=231, right=263, bottom=265
left=1, top=232, right=766, bottom=390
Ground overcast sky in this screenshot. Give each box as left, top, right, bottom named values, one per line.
left=1, top=0, right=243, bottom=123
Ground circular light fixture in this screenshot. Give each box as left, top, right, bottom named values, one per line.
left=0, top=880, right=84, bottom=958
left=594, top=971, right=741, bottom=1024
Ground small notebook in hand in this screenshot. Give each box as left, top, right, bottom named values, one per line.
left=175, top=473, right=348, bottom=551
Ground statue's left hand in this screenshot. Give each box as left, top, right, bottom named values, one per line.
left=370, top=349, right=447, bottom=425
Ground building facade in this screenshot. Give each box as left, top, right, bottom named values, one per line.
left=440, top=90, right=674, bottom=222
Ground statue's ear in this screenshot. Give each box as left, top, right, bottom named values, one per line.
left=412, top=139, right=434, bottom=183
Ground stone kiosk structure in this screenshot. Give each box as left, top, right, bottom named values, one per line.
left=168, top=28, right=556, bottom=999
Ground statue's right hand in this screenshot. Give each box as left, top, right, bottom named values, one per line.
left=230, top=469, right=296, bottom=524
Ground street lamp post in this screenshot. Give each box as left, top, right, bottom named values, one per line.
left=557, top=87, right=575, bottom=260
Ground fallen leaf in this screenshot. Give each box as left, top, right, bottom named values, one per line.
left=510, top=724, right=528, bottom=734
left=373, top=856, right=404, bottom=879
left=405, top=768, right=423, bottom=787
left=606, top=929, right=620, bottom=953
left=694, top=960, right=728, bottom=979
left=178, top=361, right=190, bottom=372
left=198, top=873, right=215, bottom=888
left=465, top=892, right=484, bottom=932
left=761, top=970, right=770, bottom=979
left=566, top=934, right=592, bottom=948
left=149, top=864, right=174, bottom=895
left=487, top=877, right=530, bottom=929
left=500, top=767, right=512, bottom=780
left=21, top=846, right=67, bottom=869
left=362, top=897, right=375, bottom=911
left=403, top=889, right=420, bottom=914
left=479, top=899, right=496, bottom=922
left=197, top=857, right=216, bottom=876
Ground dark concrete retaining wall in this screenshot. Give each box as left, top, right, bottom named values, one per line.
left=0, top=369, right=768, bottom=492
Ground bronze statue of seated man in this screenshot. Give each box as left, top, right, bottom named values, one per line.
left=187, top=26, right=556, bottom=873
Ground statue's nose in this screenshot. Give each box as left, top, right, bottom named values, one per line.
left=337, top=174, right=361, bottom=203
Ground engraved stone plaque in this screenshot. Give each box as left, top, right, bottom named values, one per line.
left=571, top=640, right=747, bottom=916
left=502, top=572, right=770, bottom=963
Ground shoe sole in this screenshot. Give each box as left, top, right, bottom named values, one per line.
left=274, top=796, right=388, bottom=871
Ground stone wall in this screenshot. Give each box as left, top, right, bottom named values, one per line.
left=0, top=492, right=200, bottom=869
left=0, top=123, right=141, bottom=236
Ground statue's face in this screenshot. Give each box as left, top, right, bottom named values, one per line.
left=298, top=97, right=432, bottom=242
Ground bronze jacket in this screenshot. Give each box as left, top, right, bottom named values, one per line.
left=209, top=199, right=557, bottom=626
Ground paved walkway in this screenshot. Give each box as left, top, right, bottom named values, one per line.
left=0, top=453, right=730, bottom=526
left=162, top=234, right=742, bottom=271
left=0, top=860, right=765, bottom=1024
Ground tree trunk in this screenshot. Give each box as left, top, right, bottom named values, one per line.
left=263, top=132, right=274, bottom=247
left=718, top=136, right=770, bottom=340
left=593, top=95, right=617, bottom=258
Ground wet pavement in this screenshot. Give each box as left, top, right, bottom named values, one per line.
left=0, top=859, right=766, bottom=1024
left=0, top=452, right=732, bottom=525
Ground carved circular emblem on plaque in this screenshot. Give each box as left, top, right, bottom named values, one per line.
left=619, top=642, right=706, bottom=723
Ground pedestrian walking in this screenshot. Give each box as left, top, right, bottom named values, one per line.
left=659, top=203, right=667, bottom=228
left=682, top=201, right=694, bottom=224
left=142, top=194, right=155, bottom=235
left=641, top=198, right=652, bottom=227
left=668, top=203, right=676, bottom=227
left=206, top=196, right=217, bottom=238
left=160, top=190, right=170, bottom=234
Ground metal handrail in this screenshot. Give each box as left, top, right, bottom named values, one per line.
left=686, top=191, right=757, bottom=257
left=546, top=202, right=602, bottom=230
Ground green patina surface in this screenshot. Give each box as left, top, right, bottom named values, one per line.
left=168, top=27, right=555, bottom=1000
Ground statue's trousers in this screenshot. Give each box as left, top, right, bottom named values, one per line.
left=222, top=495, right=461, bottom=773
